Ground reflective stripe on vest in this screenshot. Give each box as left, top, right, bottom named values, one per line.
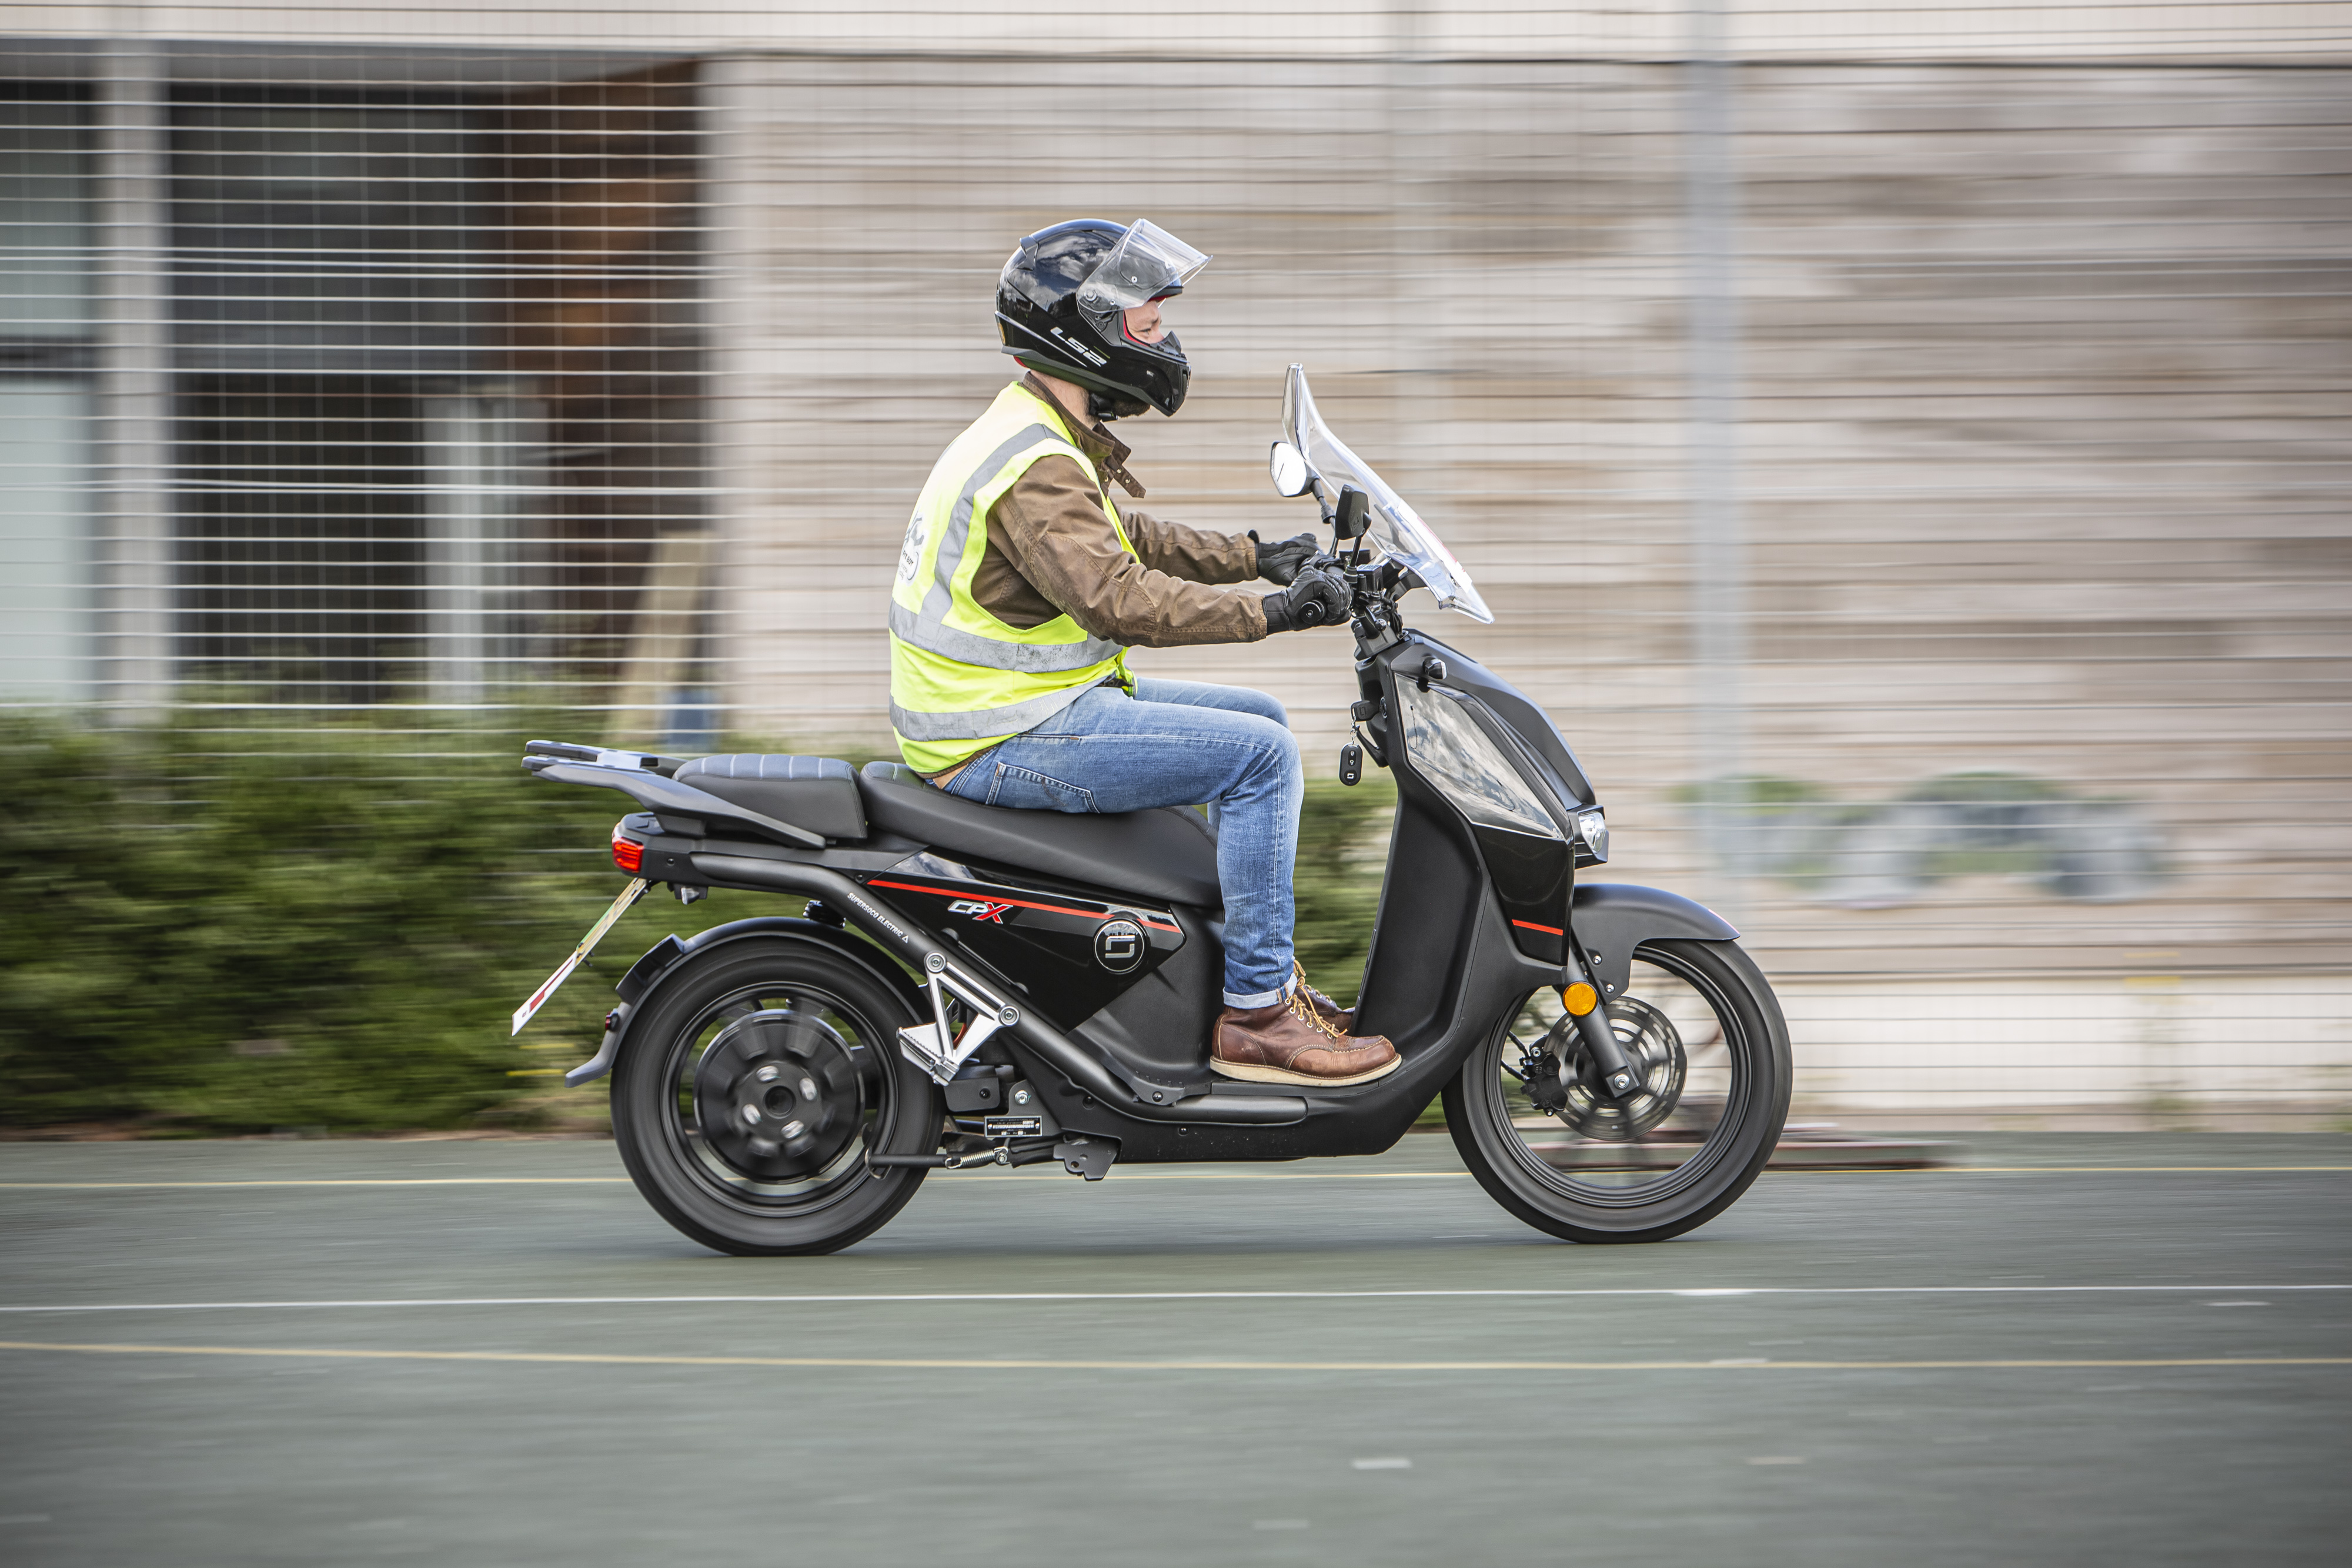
left=887, top=383, right=1135, bottom=761
left=886, top=601, right=1119, bottom=674
left=887, top=682, right=1112, bottom=744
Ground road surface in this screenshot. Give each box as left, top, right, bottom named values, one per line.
left=2, top=1132, right=2346, bottom=1565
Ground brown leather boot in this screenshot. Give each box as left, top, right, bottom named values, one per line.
left=1212, top=988, right=1400, bottom=1087
left=1292, top=959, right=1355, bottom=1034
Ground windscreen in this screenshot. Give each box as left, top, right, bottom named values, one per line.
left=1280, top=365, right=1494, bottom=624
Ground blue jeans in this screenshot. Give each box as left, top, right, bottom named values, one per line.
left=937, top=677, right=1302, bottom=1007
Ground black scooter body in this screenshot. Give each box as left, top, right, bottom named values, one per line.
left=542, top=630, right=1732, bottom=1166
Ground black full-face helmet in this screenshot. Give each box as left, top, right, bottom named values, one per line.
left=995, top=218, right=1211, bottom=419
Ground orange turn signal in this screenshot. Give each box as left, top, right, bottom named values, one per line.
left=1561, top=982, right=1598, bottom=1016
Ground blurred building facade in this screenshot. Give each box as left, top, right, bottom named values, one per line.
left=4, top=4, right=2348, bottom=1121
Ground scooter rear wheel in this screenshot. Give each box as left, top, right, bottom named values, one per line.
left=1444, top=937, right=1790, bottom=1243
left=611, top=936, right=941, bottom=1256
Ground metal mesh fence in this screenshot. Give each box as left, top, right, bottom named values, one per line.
left=2, top=49, right=706, bottom=736
left=3, top=6, right=2347, bottom=1126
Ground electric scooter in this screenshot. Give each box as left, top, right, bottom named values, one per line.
left=516, top=365, right=1791, bottom=1254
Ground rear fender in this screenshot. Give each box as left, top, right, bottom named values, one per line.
left=563, top=917, right=919, bottom=1086
left=1569, top=882, right=1739, bottom=1003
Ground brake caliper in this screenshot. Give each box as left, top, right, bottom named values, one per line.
left=1517, top=1048, right=1569, bottom=1115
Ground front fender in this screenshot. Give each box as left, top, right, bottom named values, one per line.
left=562, top=916, right=918, bottom=1086
left=1569, top=882, right=1739, bottom=1002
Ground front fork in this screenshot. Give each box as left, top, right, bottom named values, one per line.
left=1558, top=946, right=1641, bottom=1098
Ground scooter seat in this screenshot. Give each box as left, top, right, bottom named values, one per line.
left=674, top=754, right=867, bottom=842
left=856, top=761, right=1221, bottom=910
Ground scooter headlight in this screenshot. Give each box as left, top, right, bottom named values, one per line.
left=1393, top=681, right=1560, bottom=839
left=1575, top=808, right=1609, bottom=864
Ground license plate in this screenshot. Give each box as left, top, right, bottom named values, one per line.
left=511, top=877, right=649, bottom=1036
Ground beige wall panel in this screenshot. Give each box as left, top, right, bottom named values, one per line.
left=14, top=3, right=2351, bottom=61
left=697, top=55, right=2347, bottom=987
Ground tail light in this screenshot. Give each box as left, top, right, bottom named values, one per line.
left=611, top=825, right=644, bottom=874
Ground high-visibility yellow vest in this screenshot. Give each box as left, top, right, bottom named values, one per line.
left=888, top=381, right=1135, bottom=774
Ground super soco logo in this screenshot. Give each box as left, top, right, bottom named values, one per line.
left=1093, top=918, right=1145, bottom=975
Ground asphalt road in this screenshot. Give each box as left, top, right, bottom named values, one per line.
left=2, top=1132, right=2347, bottom=1567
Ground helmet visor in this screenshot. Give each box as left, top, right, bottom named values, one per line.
left=1076, top=220, right=1212, bottom=317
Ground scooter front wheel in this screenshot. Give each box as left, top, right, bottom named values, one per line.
left=610, top=936, right=942, bottom=1256
left=1444, top=938, right=1791, bottom=1243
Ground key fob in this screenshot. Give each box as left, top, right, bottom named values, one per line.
left=1338, top=742, right=1363, bottom=787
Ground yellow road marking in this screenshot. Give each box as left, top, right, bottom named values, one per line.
left=2, top=1339, right=2347, bottom=1373
left=0, top=1173, right=1452, bottom=1190
left=0, top=1178, right=637, bottom=1189
left=1789, top=1166, right=2352, bottom=1175
left=1, top=1165, right=2347, bottom=1191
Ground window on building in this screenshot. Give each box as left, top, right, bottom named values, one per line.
left=168, top=96, right=476, bottom=704
left=1, top=60, right=706, bottom=727
left=0, top=85, right=95, bottom=706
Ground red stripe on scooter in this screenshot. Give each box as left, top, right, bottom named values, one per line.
left=864, top=880, right=1180, bottom=933
left=1510, top=918, right=1565, bottom=937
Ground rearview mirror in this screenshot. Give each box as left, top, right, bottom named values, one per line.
left=1269, top=441, right=1311, bottom=499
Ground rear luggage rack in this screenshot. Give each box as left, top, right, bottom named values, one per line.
left=523, top=738, right=687, bottom=778
left=522, top=741, right=827, bottom=850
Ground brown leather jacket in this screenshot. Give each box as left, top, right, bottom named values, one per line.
left=968, top=375, right=1269, bottom=647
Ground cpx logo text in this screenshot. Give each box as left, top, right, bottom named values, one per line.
left=947, top=899, right=1015, bottom=924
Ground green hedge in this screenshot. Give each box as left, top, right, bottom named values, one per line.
left=0, top=717, right=1394, bottom=1135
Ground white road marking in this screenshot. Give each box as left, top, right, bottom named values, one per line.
left=5, top=1340, right=2349, bottom=1375
left=0, top=1284, right=2344, bottom=1314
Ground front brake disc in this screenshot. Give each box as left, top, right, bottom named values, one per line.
left=692, top=1007, right=866, bottom=1179
left=1545, top=997, right=1686, bottom=1142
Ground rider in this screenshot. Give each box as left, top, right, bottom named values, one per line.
left=887, top=219, right=1399, bottom=1086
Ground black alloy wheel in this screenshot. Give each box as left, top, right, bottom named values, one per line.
left=1444, top=938, right=1791, bottom=1243
left=611, top=937, right=941, bottom=1256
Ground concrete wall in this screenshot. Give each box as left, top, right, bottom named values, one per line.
left=1783, top=972, right=2352, bottom=1126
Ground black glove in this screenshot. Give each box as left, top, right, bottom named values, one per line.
left=1250, top=529, right=1321, bottom=586
left=1261, top=564, right=1354, bottom=634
